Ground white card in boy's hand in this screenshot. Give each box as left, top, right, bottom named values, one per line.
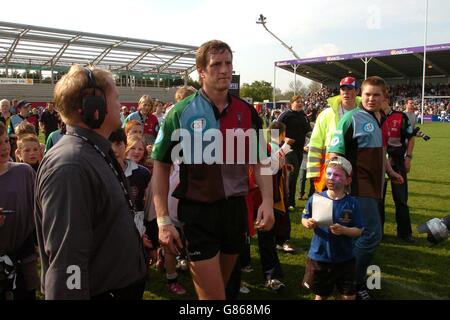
left=312, top=194, right=333, bottom=227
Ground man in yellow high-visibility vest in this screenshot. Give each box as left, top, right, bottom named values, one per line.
left=306, top=77, right=361, bottom=192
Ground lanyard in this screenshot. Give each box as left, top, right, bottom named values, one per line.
left=66, top=132, right=136, bottom=213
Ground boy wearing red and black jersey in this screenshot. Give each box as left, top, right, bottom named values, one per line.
left=381, top=99, right=415, bottom=243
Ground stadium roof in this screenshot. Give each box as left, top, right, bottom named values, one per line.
left=275, top=43, right=450, bottom=86
left=0, top=21, right=198, bottom=77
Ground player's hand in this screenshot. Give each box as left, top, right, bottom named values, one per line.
left=390, top=172, right=404, bottom=184
left=255, top=200, right=274, bottom=232
left=304, top=218, right=317, bottom=229
left=330, top=223, right=345, bottom=235
left=159, top=224, right=183, bottom=255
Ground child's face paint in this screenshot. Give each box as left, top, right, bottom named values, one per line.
left=325, top=167, right=347, bottom=190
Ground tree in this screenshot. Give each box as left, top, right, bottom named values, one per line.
left=277, top=80, right=308, bottom=100
left=308, top=81, right=322, bottom=93
left=172, top=77, right=201, bottom=89
left=240, top=80, right=273, bottom=102
left=187, top=78, right=201, bottom=90
left=288, top=80, right=306, bottom=96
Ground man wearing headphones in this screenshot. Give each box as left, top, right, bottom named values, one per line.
left=35, top=65, right=147, bottom=300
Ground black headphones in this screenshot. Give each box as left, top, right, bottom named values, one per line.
left=80, top=67, right=107, bottom=129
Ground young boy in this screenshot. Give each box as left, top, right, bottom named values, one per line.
left=260, top=121, right=292, bottom=289
left=16, top=134, right=42, bottom=171
left=302, top=156, right=363, bottom=300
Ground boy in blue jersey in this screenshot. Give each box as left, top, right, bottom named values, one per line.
left=302, top=156, right=363, bottom=300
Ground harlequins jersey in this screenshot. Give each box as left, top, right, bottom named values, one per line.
left=328, top=107, right=386, bottom=199
left=152, top=90, right=266, bottom=203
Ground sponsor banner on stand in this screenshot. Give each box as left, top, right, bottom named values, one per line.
left=0, top=78, right=34, bottom=85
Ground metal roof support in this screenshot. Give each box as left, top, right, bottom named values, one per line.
left=332, top=61, right=364, bottom=78
left=159, top=52, right=190, bottom=73
left=361, top=57, right=373, bottom=79
left=371, top=58, right=408, bottom=78
left=413, top=53, right=448, bottom=76
left=157, top=69, right=160, bottom=88
left=420, top=0, right=429, bottom=125
left=184, top=71, right=188, bottom=86
left=292, top=64, right=298, bottom=96
left=273, top=63, right=277, bottom=108
left=300, top=65, right=339, bottom=83
left=91, top=40, right=126, bottom=65
left=0, top=21, right=198, bottom=51
left=0, top=28, right=30, bottom=64
left=121, top=45, right=162, bottom=71
left=0, top=21, right=197, bottom=81
left=45, top=35, right=82, bottom=66
left=185, top=65, right=197, bottom=75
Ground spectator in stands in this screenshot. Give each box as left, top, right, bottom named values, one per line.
left=153, top=100, right=165, bottom=126
left=35, top=65, right=147, bottom=299
left=109, top=128, right=150, bottom=234
left=123, top=95, right=159, bottom=146
left=440, top=109, right=448, bottom=122
left=29, top=108, right=40, bottom=136
left=39, top=102, right=59, bottom=143
left=0, top=122, right=40, bottom=300
left=174, top=86, right=196, bottom=105
left=120, top=105, right=130, bottom=123
left=126, top=134, right=152, bottom=174
left=404, top=98, right=417, bottom=128
left=271, top=109, right=281, bottom=122
left=10, top=99, right=17, bottom=115
left=44, top=121, right=66, bottom=153
left=307, top=76, right=361, bottom=193
left=9, top=100, right=32, bottom=135
left=124, top=119, right=144, bottom=138
left=14, top=122, right=45, bottom=157
left=15, top=134, right=42, bottom=172
left=0, top=99, right=11, bottom=131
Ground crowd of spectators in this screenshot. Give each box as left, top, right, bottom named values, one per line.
left=259, top=83, right=450, bottom=124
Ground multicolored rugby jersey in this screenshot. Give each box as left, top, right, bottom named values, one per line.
left=382, top=110, right=413, bottom=157
left=327, top=107, right=386, bottom=199
left=152, top=90, right=267, bottom=203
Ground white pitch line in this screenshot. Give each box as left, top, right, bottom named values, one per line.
left=383, top=279, right=447, bottom=300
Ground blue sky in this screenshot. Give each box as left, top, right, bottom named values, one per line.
left=3, top=0, right=450, bottom=91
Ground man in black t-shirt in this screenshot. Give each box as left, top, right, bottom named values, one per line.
left=39, top=102, right=60, bottom=142
left=277, top=95, right=311, bottom=253
left=278, top=95, right=312, bottom=210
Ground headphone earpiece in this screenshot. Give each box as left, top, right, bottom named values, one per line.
left=80, top=68, right=107, bottom=129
